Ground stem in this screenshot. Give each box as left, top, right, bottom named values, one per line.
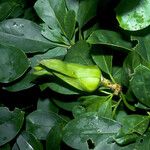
left=99, top=89, right=113, bottom=95
left=112, top=98, right=121, bottom=118
left=54, top=43, right=71, bottom=49
left=120, top=92, right=136, bottom=111
left=109, top=73, right=116, bottom=83
left=101, top=76, right=122, bottom=95
left=100, top=76, right=136, bottom=111
left=79, top=28, right=83, bottom=40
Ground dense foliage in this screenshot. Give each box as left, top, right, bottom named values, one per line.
left=0, top=0, right=150, bottom=149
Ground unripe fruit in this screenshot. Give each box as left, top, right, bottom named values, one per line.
left=38, top=59, right=101, bottom=92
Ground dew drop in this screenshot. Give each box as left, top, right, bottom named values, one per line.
left=19, top=24, right=24, bottom=28
left=13, top=22, right=18, bottom=27
left=97, top=129, right=101, bottom=133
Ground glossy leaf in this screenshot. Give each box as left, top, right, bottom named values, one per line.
left=63, top=10, right=76, bottom=40
left=26, top=110, right=63, bottom=140
left=112, top=67, right=123, bottom=84
left=53, top=99, right=80, bottom=112
left=0, top=1, right=19, bottom=21
left=41, top=24, right=69, bottom=45
left=87, top=30, right=132, bottom=51
left=12, top=143, right=19, bottom=150
left=122, top=51, right=143, bottom=86
left=130, top=65, right=150, bottom=107
left=77, top=0, right=99, bottom=28
left=65, top=40, right=94, bottom=65
left=92, top=48, right=113, bottom=75
left=46, top=121, right=66, bottom=150
left=34, top=0, right=76, bottom=41
left=0, top=44, right=29, bottom=83
left=135, top=102, right=150, bottom=110
left=95, top=132, right=150, bottom=150
left=114, top=115, right=149, bottom=145
left=0, top=107, right=24, bottom=146
left=30, top=47, right=67, bottom=67
left=116, top=0, right=150, bottom=31
left=83, top=23, right=99, bottom=39
left=122, top=115, right=149, bottom=135
left=37, top=98, right=59, bottom=113
left=3, top=70, right=36, bottom=92
left=115, top=133, right=138, bottom=146
left=47, top=81, right=80, bottom=95
left=34, top=0, right=66, bottom=31
left=116, top=111, right=128, bottom=123
left=65, top=0, right=79, bottom=14
left=16, top=131, right=43, bottom=150
left=72, top=105, right=86, bottom=118
left=79, top=95, right=112, bottom=118
left=0, top=19, right=54, bottom=53
left=131, top=34, right=150, bottom=61
left=63, top=112, right=121, bottom=150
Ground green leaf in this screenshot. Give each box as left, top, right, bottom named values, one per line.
left=83, top=23, right=99, bottom=39
left=122, top=51, right=144, bottom=86
left=34, top=0, right=66, bottom=31
left=79, top=95, right=112, bottom=118
left=112, top=67, right=123, bottom=84
left=63, top=10, right=76, bottom=40
left=37, top=98, right=59, bottom=113
left=63, top=112, right=121, bottom=150
left=47, top=81, right=80, bottom=95
left=72, top=105, right=86, bottom=118
left=16, top=131, right=43, bottom=150
left=3, top=70, right=36, bottom=92
left=130, top=65, right=150, bottom=107
left=0, top=0, right=24, bottom=19
left=30, top=47, right=67, bottom=67
left=0, top=1, right=19, bottom=21
left=120, top=115, right=149, bottom=135
left=34, top=0, right=76, bottom=42
left=65, top=40, right=94, bottom=65
left=87, top=30, right=132, bottom=51
left=135, top=102, right=150, bottom=110
left=0, top=44, right=29, bottom=83
left=65, top=0, right=79, bottom=14
left=38, top=76, right=81, bottom=95
left=131, top=34, right=150, bottom=61
left=95, top=132, right=150, bottom=150
left=26, top=110, right=64, bottom=140
left=115, top=133, right=138, bottom=146
left=77, top=0, right=99, bottom=28
left=53, top=0, right=67, bottom=31
left=0, top=107, right=24, bottom=146
left=0, top=143, right=11, bottom=150
left=41, top=24, right=69, bottom=45
left=12, top=143, right=19, bottom=150
left=116, top=111, right=128, bottom=123
left=92, top=48, right=113, bottom=76
left=116, top=0, right=150, bottom=31
left=114, top=115, right=149, bottom=145
left=46, top=121, right=66, bottom=150
left=53, top=99, right=80, bottom=112
left=0, top=19, right=54, bottom=53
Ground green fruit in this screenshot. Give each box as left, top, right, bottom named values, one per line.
left=36, top=59, right=101, bottom=92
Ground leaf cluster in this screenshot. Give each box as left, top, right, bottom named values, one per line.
left=0, top=0, right=150, bottom=149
